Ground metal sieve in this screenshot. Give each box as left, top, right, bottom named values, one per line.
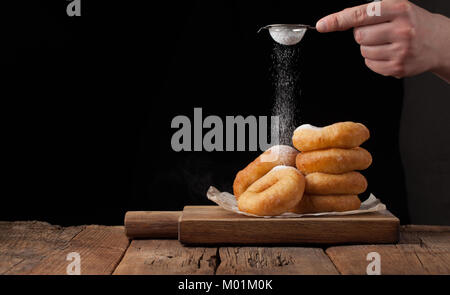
left=257, top=24, right=316, bottom=46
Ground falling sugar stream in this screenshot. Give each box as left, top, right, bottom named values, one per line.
left=271, top=43, right=301, bottom=146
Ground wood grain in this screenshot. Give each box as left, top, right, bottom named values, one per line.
left=399, top=225, right=450, bottom=248
left=125, top=211, right=181, bottom=239
left=0, top=221, right=129, bottom=275
left=326, top=244, right=450, bottom=274
left=0, top=221, right=82, bottom=274
left=216, top=247, right=339, bottom=275
left=2, top=221, right=450, bottom=275
left=113, top=240, right=218, bottom=275
left=179, top=206, right=399, bottom=245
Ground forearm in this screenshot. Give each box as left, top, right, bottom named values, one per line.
left=430, top=13, right=450, bottom=83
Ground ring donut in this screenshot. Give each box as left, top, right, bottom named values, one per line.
left=233, top=145, right=299, bottom=198
left=290, top=194, right=361, bottom=214
left=296, top=147, right=372, bottom=175
left=305, top=172, right=368, bottom=195
left=238, top=166, right=305, bottom=216
left=292, top=122, right=370, bottom=152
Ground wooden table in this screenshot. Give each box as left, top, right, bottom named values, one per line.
left=1, top=221, right=449, bottom=275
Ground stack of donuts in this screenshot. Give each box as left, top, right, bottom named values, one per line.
left=233, top=122, right=372, bottom=216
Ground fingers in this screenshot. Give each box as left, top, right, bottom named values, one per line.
left=365, top=59, right=406, bottom=78
left=353, top=22, right=395, bottom=46
left=316, top=1, right=401, bottom=32
left=316, top=0, right=424, bottom=78
left=360, top=44, right=397, bottom=60
left=363, top=41, right=412, bottom=77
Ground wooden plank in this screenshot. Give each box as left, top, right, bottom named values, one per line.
left=28, top=225, right=130, bottom=275
left=326, top=244, right=450, bottom=275
left=124, top=211, right=181, bottom=239
left=0, top=221, right=83, bottom=274
left=399, top=225, right=450, bottom=248
left=179, top=206, right=399, bottom=245
left=113, top=240, right=218, bottom=275
left=0, top=221, right=129, bottom=275
left=216, top=247, right=339, bottom=275
left=418, top=233, right=450, bottom=249
left=402, top=225, right=450, bottom=232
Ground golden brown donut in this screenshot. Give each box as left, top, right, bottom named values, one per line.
left=233, top=145, right=299, bottom=198
left=292, top=122, right=370, bottom=152
left=290, top=194, right=361, bottom=214
left=305, top=172, right=368, bottom=195
left=238, top=166, right=305, bottom=216
left=296, top=147, right=372, bottom=174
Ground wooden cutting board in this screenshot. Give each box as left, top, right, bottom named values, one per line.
left=125, top=206, right=399, bottom=245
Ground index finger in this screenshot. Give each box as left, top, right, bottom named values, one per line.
left=316, top=2, right=394, bottom=32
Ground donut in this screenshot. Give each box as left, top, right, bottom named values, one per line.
left=238, top=166, right=305, bottom=216
left=305, top=172, right=368, bottom=195
left=295, top=147, right=372, bottom=174
left=292, top=122, right=370, bottom=152
left=290, top=194, right=361, bottom=214
left=233, top=145, right=299, bottom=198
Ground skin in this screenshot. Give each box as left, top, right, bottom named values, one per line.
left=316, top=0, right=450, bottom=82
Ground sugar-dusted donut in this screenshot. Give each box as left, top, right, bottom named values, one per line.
left=290, top=194, right=361, bottom=214
left=292, top=122, right=370, bottom=152
left=238, top=166, right=305, bottom=216
left=296, top=147, right=372, bottom=174
left=233, top=145, right=299, bottom=198
left=305, top=172, right=368, bottom=195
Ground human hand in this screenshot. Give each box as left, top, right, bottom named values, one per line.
left=316, top=0, right=450, bottom=81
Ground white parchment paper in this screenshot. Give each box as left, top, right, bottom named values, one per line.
left=207, top=186, right=387, bottom=218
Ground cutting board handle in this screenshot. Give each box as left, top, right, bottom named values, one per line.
left=124, top=211, right=181, bottom=239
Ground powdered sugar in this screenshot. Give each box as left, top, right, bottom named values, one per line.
left=295, top=124, right=322, bottom=132
left=267, top=144, right=297, bottom=154
left=271, top=44, right=300, bottom=146
left=269, top=27, right=307, bottom=46
left=262, top=145, right=298, bottom=163
left=270, top=165, right=297, bottom=172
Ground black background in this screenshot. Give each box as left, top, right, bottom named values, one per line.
left=2, top=0, right=409, bottom=226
